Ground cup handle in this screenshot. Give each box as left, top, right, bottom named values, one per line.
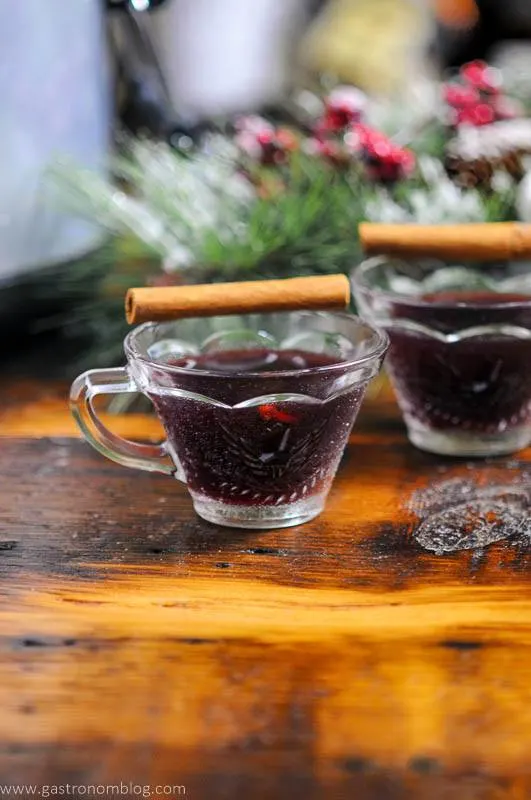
left=70, top=367, right=178, bottom=478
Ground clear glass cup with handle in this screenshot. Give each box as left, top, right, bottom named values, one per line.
left=70, top=311, right=388, bottom=529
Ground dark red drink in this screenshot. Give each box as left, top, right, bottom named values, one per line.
left=385, top=291, right=531, bottom=438
left=150, top=348, right=366, bottom=506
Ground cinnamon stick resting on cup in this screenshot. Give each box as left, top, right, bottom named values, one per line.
left=359, top=222, right=531, bottom=261
left=126, top=274, right=350, bottom=324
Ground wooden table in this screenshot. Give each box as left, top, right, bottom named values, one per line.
left=1, top=376, right=531, bottom=799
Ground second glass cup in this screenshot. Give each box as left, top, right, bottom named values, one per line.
left=71, top=311, right=388, bottom=528
left=352, top=257, right=531, bottom=457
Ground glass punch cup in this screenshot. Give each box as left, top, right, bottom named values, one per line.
left=70, top=312, right=388, bottom=529
left=352, top=256, right=531, bottom=457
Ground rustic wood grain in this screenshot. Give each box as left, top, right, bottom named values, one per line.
left=0, top=375, right=530, bottom=798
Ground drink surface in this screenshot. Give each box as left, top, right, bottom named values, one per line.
left=420, top=291, right=531, bottom=305
left=167, top=347, right=343, bottom=374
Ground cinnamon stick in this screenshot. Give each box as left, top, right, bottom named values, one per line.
left=126, top=275, right=350, bottom=324
left=359, top=222, right=531, bottom=261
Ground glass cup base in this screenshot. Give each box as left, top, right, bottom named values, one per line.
left=406, top=418, right=531, bottom=457
left=191, top=493, right=326, bottom=529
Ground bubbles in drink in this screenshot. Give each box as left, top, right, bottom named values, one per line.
left=421, top=266, right=496, bottom=296
left=387, top=275, right=422, bottom=297
left=201, top=328, right=277, bottom=353
left=199, top=348, right=280, bottom=373
left=148, top=338, right=198, bottom=364
left=281, top=330, right=356, bottom=360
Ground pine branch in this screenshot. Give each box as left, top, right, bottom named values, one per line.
left=42, top=118, right=520, bottom=368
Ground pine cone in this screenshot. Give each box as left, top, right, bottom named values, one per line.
left=445, top=119, right=531, bottom=188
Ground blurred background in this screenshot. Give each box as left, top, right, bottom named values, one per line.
left=2, top=0, right=531, bottom=375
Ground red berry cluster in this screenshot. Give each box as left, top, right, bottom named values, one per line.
left=312, top=92, right=415, bottom=183
left=316, top=87, right=366, bottom=136
left=235, top=87, right=416, bottom=184
left=235, top=117, right=299, bottom=166
left=444, top=60, right=520, bottom=127
left=352, top=124, right=415, bottom=183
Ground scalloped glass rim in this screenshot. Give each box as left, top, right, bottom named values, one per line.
left=127, top=385, right=367, bottom=408
left=385, top=320, right=531, bottom=343
left=352, top=256, right=531, bottom=309
left=124, top=312, right=389, bottom=379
